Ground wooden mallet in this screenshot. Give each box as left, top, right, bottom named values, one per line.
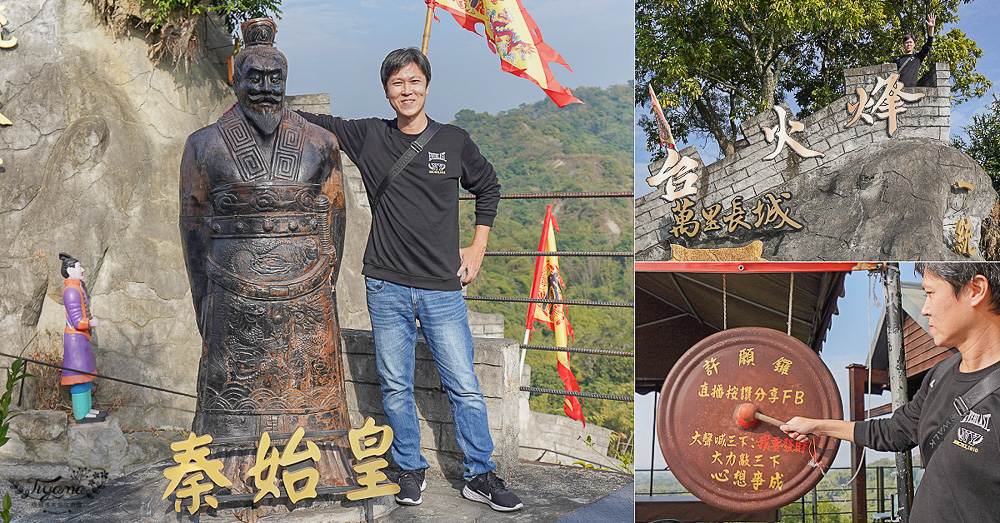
left=734, top=403, right=786, bottom=429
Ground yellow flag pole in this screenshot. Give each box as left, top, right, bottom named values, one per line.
left=421, top=4, right=434, bottom=55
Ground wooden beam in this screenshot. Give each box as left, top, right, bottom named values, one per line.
left=848, top=364, right=868, bottom=523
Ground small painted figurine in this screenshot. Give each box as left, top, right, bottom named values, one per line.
left=60, top=253, right=107, bottom=423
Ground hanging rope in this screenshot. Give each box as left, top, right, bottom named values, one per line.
left=722, top=273, right=728, bottom=330
left=787, top=273, right=794, bottom=336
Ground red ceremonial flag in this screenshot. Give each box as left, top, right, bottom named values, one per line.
left=427, top=0, right=583, bottom=108
left=648, top=84, right=676, bottom=150
left=525, top=205, right=584, bottom=425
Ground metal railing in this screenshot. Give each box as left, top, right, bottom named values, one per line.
left=461, top=190, right=635, bottom=405
left=635, top=464, right=904, bottom=522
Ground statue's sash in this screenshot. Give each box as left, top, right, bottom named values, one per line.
left=216, top=106, right=305, bottom=182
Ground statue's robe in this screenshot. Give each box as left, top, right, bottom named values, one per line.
left=180, top=105, right=353, bottom=495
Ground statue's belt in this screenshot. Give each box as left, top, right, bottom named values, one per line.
left=206, top=253, right=335, bottom=301
left=210, top=212, right=325, bottom=238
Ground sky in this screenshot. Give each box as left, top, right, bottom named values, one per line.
left=636, top=264, right=923, bottom=488
left=268, top=1, right=633, bottom=122
left=634, top=0, right=1000, bottom=197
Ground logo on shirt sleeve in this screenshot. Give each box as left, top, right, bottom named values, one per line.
left=428, top=151, right=447, bottom=174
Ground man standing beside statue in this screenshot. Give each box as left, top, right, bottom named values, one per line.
left=296, top=47, right=524, bottom=512
left=179, top=18, right=354, bottom=511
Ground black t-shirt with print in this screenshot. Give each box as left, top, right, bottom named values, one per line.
left=296, top=112, right=500, bottom=291
left=855, top=352, right=1000, bottom=523
left=893, top=36, right=934, bottom=87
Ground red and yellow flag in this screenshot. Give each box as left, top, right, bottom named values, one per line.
left=525, top=205, right=584, bottom=425
left=427, top=0, right=583, bottom=108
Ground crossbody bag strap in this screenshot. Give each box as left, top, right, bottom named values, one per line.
left=372, top=121, right=442, bottom=207
left=925, top=356, right=1000, bottom=463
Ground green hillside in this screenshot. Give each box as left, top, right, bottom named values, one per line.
left=454, top=84, right=634, bottom=437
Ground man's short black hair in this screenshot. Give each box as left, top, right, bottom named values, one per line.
left=902, top=34, right=915, bottom=43
left=915, top=263, right=1000, bottom=314
left=380, top=47, right=431, bottom=91
left=59, top=252, right=80, bottom=279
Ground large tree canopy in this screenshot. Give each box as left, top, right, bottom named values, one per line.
left=636, top=0, right=991, bottom=159
left=954, top=94, right=1000, bottom=191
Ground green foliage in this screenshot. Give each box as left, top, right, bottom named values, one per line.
left=87, top=0, right=281, bottom=69
left=636, top=0, right=991, bottom=158
left=456, top=84, right=634, bottom=435
left=572, top=434, right=634, bottom=474
left=0, top=359, right=30, bottom=523
left=149, top=0, right=209, bottom=29
left=149, top=0, right=282, bottom=33
left=954, top=94, right=1000, bottom=192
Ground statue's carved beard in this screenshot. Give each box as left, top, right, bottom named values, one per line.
left=240, top=93, right=283, bottom=136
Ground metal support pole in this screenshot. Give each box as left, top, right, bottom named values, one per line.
left=848, top=364, right=868, bottom=523
left=811, top=486, right=818, bottom=523
left=878, top=467, right=885, bottom=513
left=650, top=391, right=658, bottom=497
left=884, top=263, right=913, bottom=523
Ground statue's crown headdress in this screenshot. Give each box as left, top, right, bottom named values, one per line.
left=241, top=18, right=277, bottom=47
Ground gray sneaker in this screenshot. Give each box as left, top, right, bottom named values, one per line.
left=395, top=469, right=426, bottom=505
left=461, top=471, right=523, bottom=511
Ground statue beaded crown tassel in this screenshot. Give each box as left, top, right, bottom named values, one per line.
left=179, top=17, right=353, bottom=517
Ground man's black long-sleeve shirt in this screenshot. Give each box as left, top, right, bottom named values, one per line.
left=296, top=113, right=500, bottom=291
left=855, top=352, right=1000, bottom=522
left=893, top=36, right=934, bottom=87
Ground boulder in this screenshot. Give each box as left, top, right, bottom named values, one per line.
left=67, top=416, right=128, bottom=477
left=1, top=410, right=68, bottom=463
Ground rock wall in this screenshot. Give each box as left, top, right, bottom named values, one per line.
left=0, top=0, right=371, bottom=430
left=517, top=365, right=625, bottom=470
left=635, top=63, right=997, bottom=260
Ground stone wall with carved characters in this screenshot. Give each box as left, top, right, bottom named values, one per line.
left=635, top=62, right=996, bottom=261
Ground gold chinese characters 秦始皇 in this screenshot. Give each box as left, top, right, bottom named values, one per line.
left=162, top=419, right=399, bottom=513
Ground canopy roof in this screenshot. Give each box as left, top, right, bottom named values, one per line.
left=637, top=266, right=850, bottom=393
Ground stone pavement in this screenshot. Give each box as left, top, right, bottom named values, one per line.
left=380, top=462, right=633, bottom=523
left=7, top=460, right=634, bottom=522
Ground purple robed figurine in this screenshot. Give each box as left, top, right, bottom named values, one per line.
left=59, top=253, right=106, bottom=423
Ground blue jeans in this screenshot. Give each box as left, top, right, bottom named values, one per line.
left=365, top=277, right=496, bottom=480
